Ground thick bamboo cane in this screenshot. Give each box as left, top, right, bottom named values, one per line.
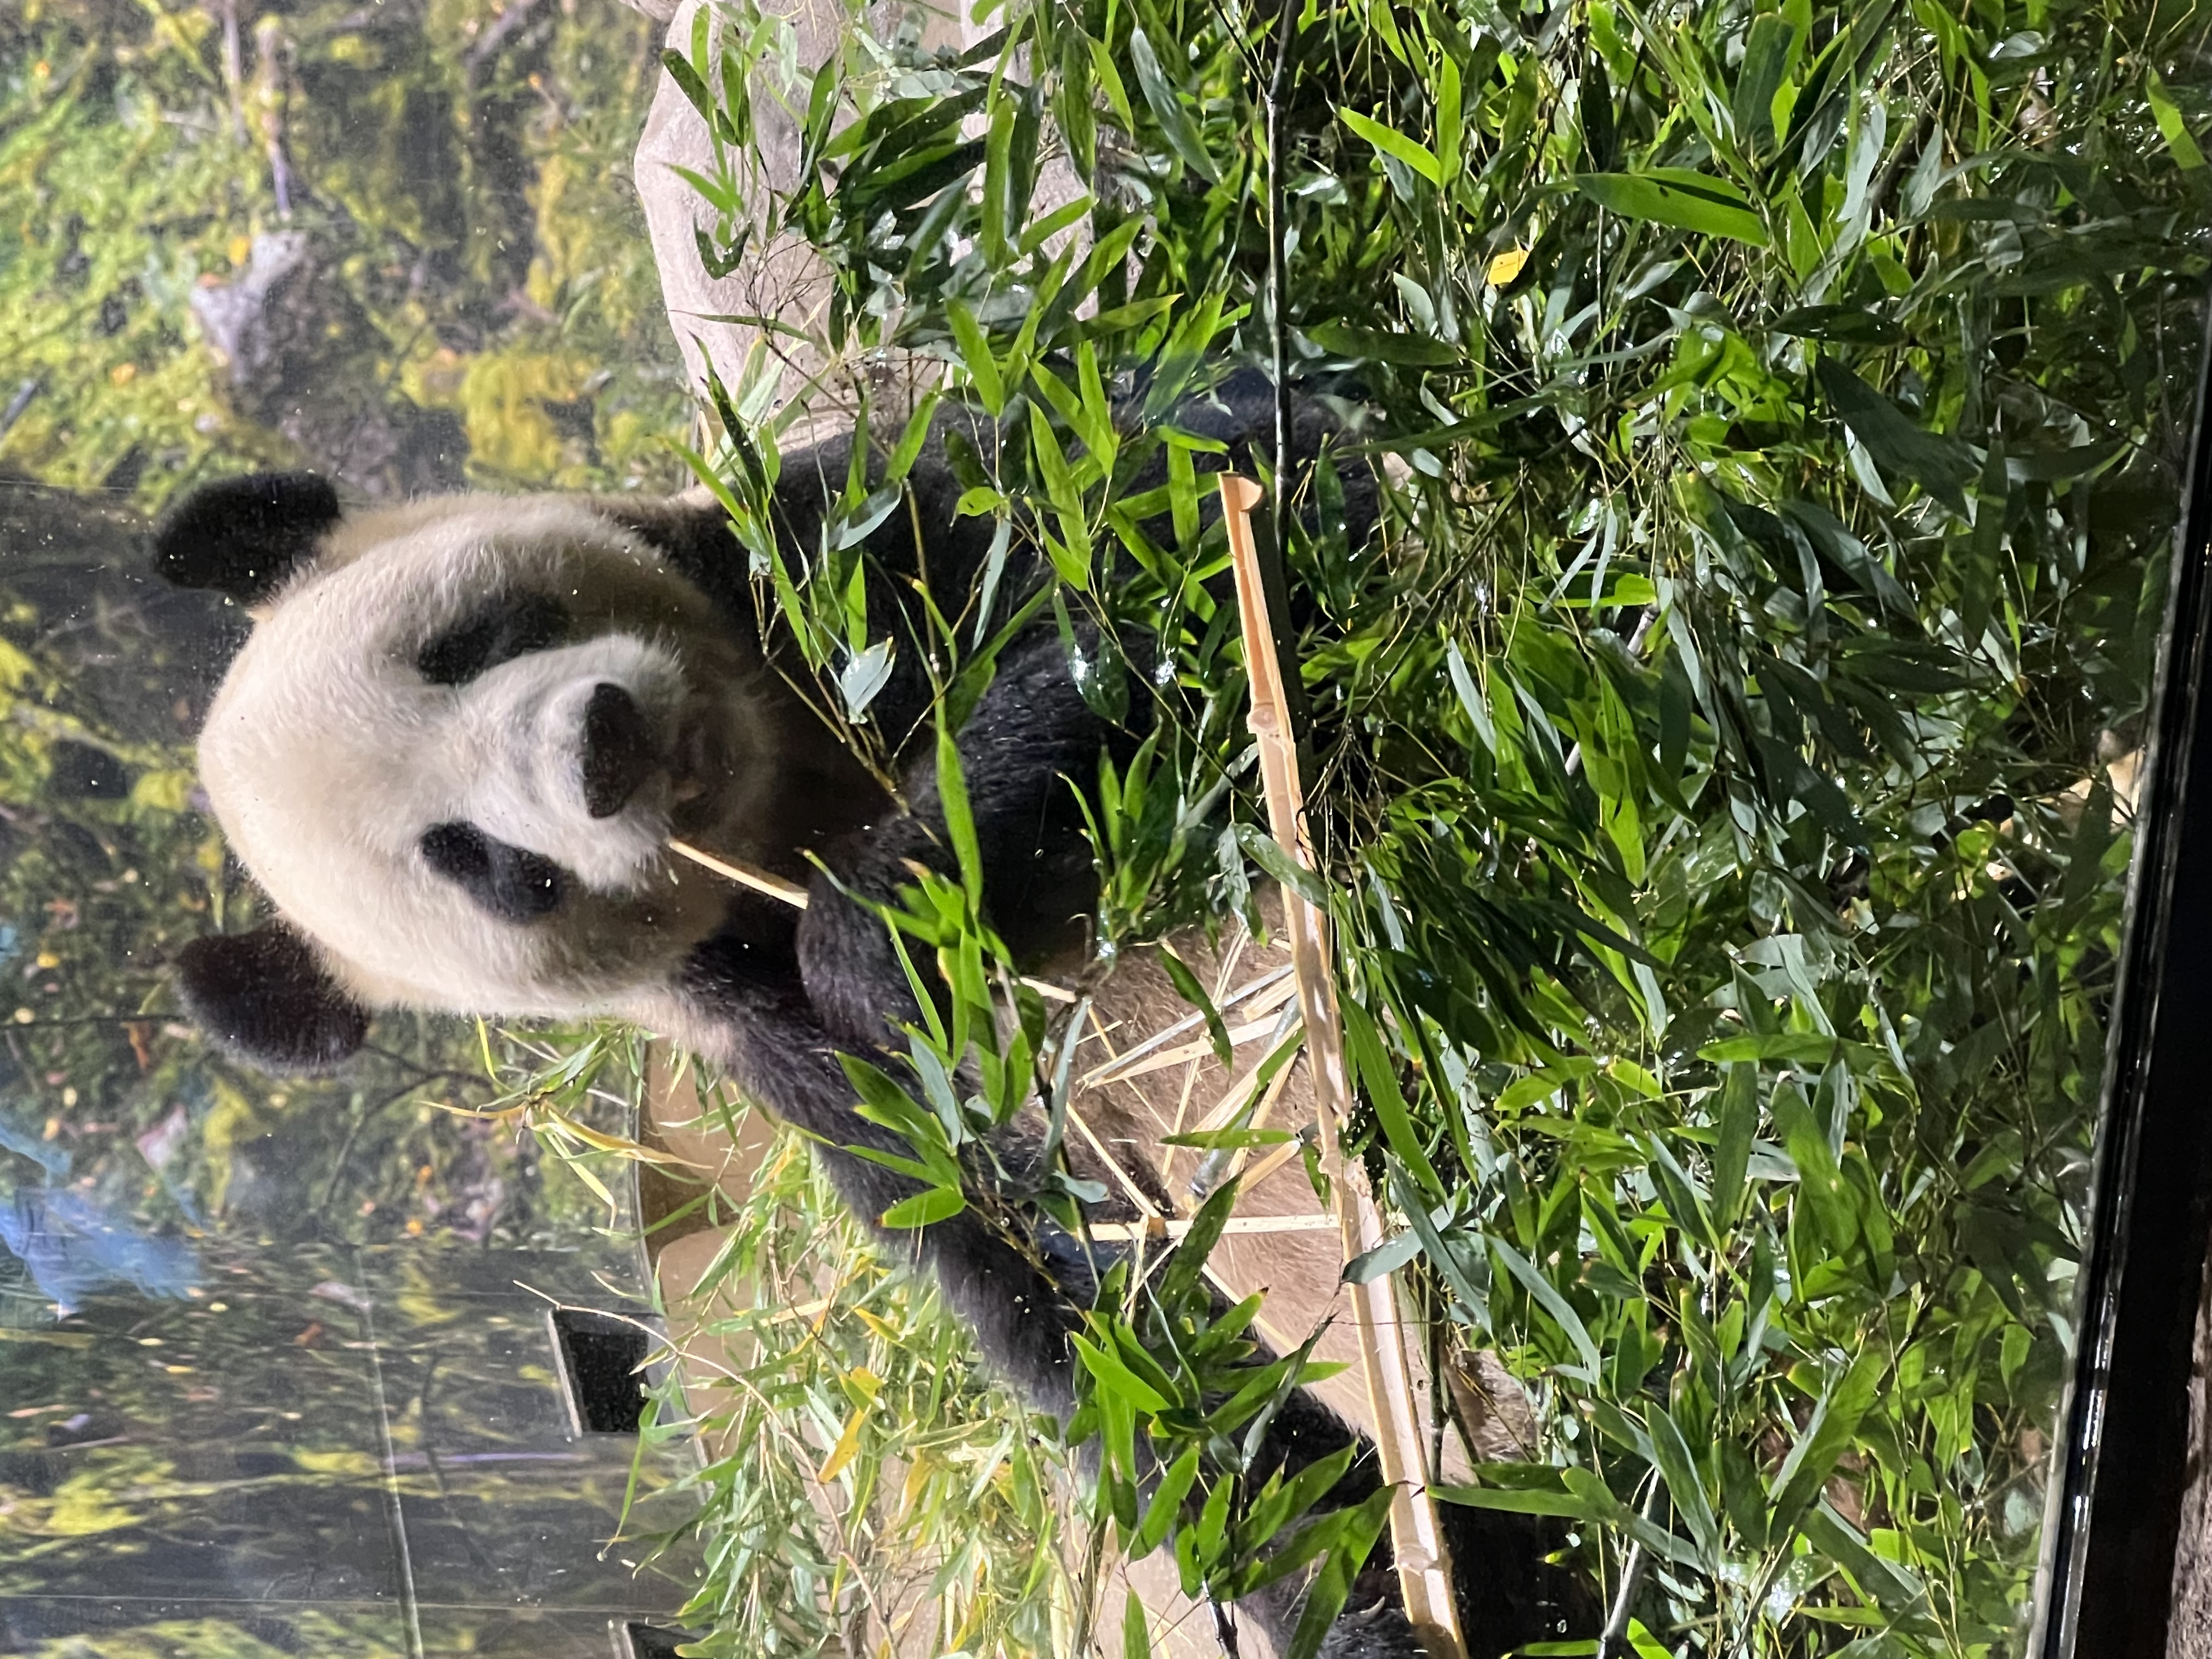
left=1218, top=474, right=1466, bottom=1659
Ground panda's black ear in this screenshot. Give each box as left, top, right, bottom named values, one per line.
left=153, top=472, right=341, bottom=605
left=173, top=924, right=369, bottom=1074
left=589, top=496, right=742, bottom=575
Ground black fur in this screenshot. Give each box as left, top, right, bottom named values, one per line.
left=419, top=821, right=568, bottom=923
left=172, top=924, right=369, bottom=1073
left=416, top=590, right=570, bottom=685
left=152, top=471, right=340, bottom=605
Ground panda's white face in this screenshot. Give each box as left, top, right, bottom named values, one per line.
left=199, top=495, right=773, bottom=1019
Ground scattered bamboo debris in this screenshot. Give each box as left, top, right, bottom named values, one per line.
left=1219, top=474, right=1468, bottom=1659
left=1080, top=969, right=1301, bottom=1085
left=1181, top=1001, right=1304, bottom=1138
left=1065, top=1098, right=1164, bottom=1221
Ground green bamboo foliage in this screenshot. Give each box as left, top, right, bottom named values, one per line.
left=662, top=0, right=2212, bottom=1651
left=640, top=1077, right=1092, bottom=1658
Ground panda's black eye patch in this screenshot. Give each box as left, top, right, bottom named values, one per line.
left=419, top=822, right=566, bottom=923
left=417, top=593, right=568, bottom=685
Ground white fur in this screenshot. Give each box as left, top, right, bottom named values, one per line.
left=201, top=496, right=773, bottom=1019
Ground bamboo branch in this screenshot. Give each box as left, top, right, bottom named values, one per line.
left=1220, top=474, right=1466, bottom=1659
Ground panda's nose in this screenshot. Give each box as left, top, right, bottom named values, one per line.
left=580, top=682, right=654, bottom=818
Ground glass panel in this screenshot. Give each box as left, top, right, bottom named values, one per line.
left=0, top=1, right=701, bottom=1650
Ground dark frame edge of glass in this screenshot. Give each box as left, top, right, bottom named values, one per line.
left=2036, top=291, right=2212, bottom=1658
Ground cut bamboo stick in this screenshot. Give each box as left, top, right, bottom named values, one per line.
left=1192, top=1065, right=1295, bottom=1197
left=1220, top=474, right=1466, bottom=1659
left=1188, top=1041, right=1304, bottom=1200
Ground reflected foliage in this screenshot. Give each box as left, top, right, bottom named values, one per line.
left=0, top=0, right=685, bottom=1322
left=0, top=3, right=708, bottom=1652
left=0, top=0, right=689, bottom=501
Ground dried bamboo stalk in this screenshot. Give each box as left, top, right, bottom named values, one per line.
left=1188, top=1036, right=1305, bottom=1200
left=1237, top=1122, right=1317, bottom=1191
left=1219, top=474, right=1466, bottom=1659
left=1065, top=1101, right=1163, bottom=1220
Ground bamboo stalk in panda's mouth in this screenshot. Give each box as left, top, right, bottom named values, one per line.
left=1220, top=473, right=1468, bottom=1659
left=665, top=837, right=1077, bottom=1002
left=667, top=838, right=815, bottom=907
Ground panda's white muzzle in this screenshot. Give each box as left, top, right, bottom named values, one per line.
left=451, top=634, right=687, bottom=891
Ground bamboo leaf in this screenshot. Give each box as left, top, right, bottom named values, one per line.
left=1281, top=1488, right=1393, bottom=1659
left=879, top=1186, right=967, bottom=1229
left=1128, top=28, right=1220, bottom=182
left=945, top=299, right=1005, bottom=415
left=1815, top=359, right=1977, bottom=511
left=2149, top=69, right=2208, bottom=170
left=1339, top=994, right=1443, bottom=1198
left=1574, top=169, right=1770, bottom=245
left=1493, top=1237, right=1603, bottom=1379
left=1340, top=106, right=1441, bottom=184
left=1305, top=320, right=1460, bottom=365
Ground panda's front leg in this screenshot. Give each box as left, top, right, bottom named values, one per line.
left=753, top=627, right=1117, bottom=1416
left=690, top=924, right=1438, bottom=1655
left=777, top=634, right=1442, bottom=1659
left=682, top=918, right=1091, bottom=1419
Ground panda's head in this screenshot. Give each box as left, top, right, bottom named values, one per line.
left=155, top=473, right=778, bottom=1071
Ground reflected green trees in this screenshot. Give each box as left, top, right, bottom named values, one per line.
left=1, top=0, right=690, bottom=503
left=0, top=0, right=692, bottom=1308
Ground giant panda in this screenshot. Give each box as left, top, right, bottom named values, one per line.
left=150, top=379, right=1587, bottom=1658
